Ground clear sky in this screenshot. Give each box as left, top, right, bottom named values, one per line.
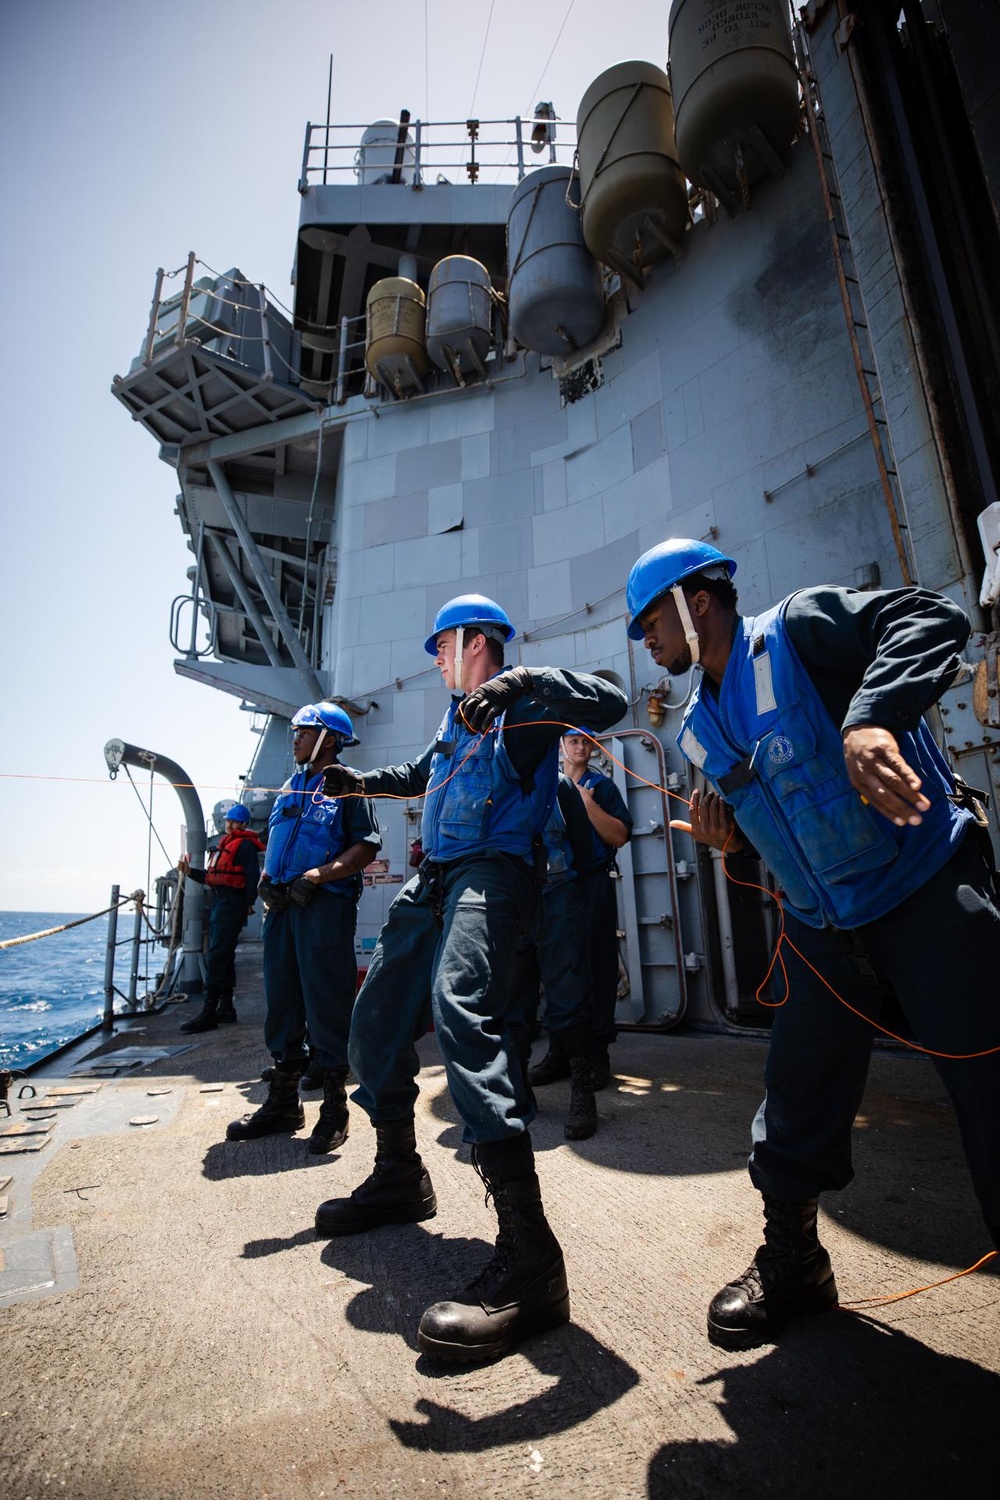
left=0, top=0, right=673, bottom=912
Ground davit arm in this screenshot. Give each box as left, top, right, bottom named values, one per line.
left=103, top=738, right=207, bottom=995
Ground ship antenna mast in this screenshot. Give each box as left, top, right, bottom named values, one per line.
left=324, top=54, right=333, bottom=184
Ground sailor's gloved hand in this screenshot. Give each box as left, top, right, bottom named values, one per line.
left=461, top=666, right=533, bottom=732
left=321, top=764, right=366, bottom=798
left=289, top=876, right=320, bottom=907
left=259, top=875, right=291, bottom=911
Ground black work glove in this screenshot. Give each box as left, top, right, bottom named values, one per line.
left=460, top=666, right=533, bottom=732
left=259, top=876, right=291, bottom=911
left=289, top=876, right=320, bottom=907
left=321, top=764, right=366, bottom=798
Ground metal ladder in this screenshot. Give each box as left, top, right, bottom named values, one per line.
left=797, top=18, right=915, bottom=586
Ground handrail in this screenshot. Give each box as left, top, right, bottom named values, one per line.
left=605, top=730, right=689, bottom=1029
left=133, top=260, right=302, bottom=383
left=298, top=113, right=572, bottom=190
left=0, top=881, right=190, bottom=1078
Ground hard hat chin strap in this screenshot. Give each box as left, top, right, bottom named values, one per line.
left=454, top=626, right=465, bottom=694
left=671, top=585, right=701, bottom=667
left=308, top=727, right=328, bottom=767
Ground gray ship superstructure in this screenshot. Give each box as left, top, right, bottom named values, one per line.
left=113, top=0, right=1000, bottom=1031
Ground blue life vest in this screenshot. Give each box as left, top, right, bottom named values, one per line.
left=420, top=697, right=558, bottom=864
left=264, top=770, right=357, bottom=894
left=677, top=599, right=969, bottom=929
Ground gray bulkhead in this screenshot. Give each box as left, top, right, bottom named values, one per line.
left=113, top=2, right=1000, bottom=1032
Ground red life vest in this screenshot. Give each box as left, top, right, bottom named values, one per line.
left=206, top=829, right=265, bottom=890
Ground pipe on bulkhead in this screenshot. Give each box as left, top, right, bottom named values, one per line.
left=709, top=847, right=740, bottom=1016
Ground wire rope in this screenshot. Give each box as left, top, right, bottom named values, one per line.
left=122, top=764, right=174, bottom=869
left=468, top=0, right=497, bottom=120
left=494, top=0, right=576, bottom=179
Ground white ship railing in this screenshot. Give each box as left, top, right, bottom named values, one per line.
left=298, top=113, right=573, bottom=191
left=135, top=254, right=301, bottom=383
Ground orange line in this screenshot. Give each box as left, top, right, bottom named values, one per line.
left=841, top=1249, right=998, bottom=1308
left=7, top=729, right=999, bottom=1062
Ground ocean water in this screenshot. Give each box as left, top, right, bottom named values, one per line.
left=0, top=910, right=145, bottom=1072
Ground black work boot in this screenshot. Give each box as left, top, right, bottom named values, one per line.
left=559, top=1026, right=597, bottom=1140
left=299, top=1053, right=325, bottom=1091
left=589, top=1044, right=612, bottom=1091
left=315, top=1119, right=436, bottom=1236
left=707, top=1196, right=839, bottom=1350
left=180, top=992, right=219, bottom=1033
left=564, top=1057, right=597, bottom=1140
left=308, top=1068, right=350, bottom=1154
left=527, top=1034, right=570, bottom=1087
left=417, top=1135, right=570, bottom=1363
left=226, top=1063, right=305, bottom=1140
left=215, top=994, right=237, bottom=1024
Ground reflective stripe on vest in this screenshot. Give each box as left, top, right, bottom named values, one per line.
left=677, top=599, right=968, bottom=928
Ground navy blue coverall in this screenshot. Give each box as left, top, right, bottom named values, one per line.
left=507, top=774, right=596, bottom=1055
left=575, top=765, right=632, bottom=1046
left=691, top=587, right=1000, bottom=1248
left=262, top=775, right=381, bottom=1071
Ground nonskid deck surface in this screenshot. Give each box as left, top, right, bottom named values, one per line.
left=3, top=947, right=997, bottom=1500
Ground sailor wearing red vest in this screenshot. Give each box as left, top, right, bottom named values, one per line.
left=178, top=804, right=264, bottom=1032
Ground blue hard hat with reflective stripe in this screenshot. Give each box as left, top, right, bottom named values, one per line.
left=291, top=701, right=360, bottom=746
left=224, top=803, right=251, bottom=824
left=423, top=594, right=516, bottom=656
left=626, top=539, right=736, bottom=640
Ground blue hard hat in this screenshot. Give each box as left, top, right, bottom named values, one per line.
left=291, top=701, right=360, bottom=746
left=626, top=539, right=736, bottom=640
left=563, top=725, right=597, bottom=738
left=424, top=594, right=516, bottom=656
left=224, top=803, right=251, bottom=824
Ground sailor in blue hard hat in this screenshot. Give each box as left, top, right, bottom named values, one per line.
left=626, top=534, right=1000, bottom=1354
left=226, top=699, right=381, bottom=1153
left=626, top=537, right=738, bottom=676
left=315, top=591, right=629, bottom=1364
left=422, top=592, right=516, bottom=693
left=290, top=700, right=361, bottom=756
